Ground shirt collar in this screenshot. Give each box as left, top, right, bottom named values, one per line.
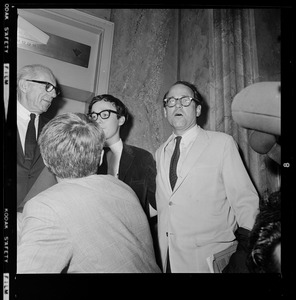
left=172, top=125, right=200, bottom=146
left=17, top=100, right=40, bottom=120
left=17, top=100, right=31, bottom=119
left=109, top=138, right=123, bottom=154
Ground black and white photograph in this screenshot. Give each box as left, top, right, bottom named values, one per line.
left=3, top=3, right=293, bottom=299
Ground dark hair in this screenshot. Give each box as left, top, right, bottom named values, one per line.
left=163, top=80, right=203, bottom=107
left=247, top=191, right=281, bottom=273
left=88, top=94, right=129, bottom=121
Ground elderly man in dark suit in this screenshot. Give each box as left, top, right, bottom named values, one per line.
left=17, top=64, right=59, bottom=208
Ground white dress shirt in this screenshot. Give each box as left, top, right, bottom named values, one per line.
left=107, top=139, right=123, bottom=178
left=164, top=125, right=200, bottom=179
left=149, top=126, right=200, bottom=218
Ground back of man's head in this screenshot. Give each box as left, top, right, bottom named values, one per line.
left=39, top=112, right=105, bottom=179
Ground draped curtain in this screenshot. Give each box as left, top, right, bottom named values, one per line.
left=208, top=8, right=275, bottom=199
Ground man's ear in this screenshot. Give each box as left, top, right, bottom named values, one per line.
left=163, top=107, right=167, bottom=118
left=196, top=105, right=201, bottom=117
left=18, top=79, right=28, bottom=93
left=118, top=116, right=125, bottom=126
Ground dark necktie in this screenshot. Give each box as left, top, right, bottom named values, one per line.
left=97, top=147, right=109, bottom=174
left=169, top=136, right=182, bottom=190
left=24, top=113, right=37, bottom=162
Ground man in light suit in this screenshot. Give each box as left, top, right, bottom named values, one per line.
left=17, top=64, right=59, bottom=208
left=155, top=81, right=259, bottom=273
left=17, top=112, right=161, bottom=273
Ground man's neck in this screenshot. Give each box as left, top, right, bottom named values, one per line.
left=108, top=139, right=122, bottom=152
left=173, top=124, right=198, bottom=137
left=106, top=136, right=121, bottom=148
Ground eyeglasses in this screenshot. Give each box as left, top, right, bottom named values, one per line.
left=88, top=110, right=119, bottom=121
left=163, top=96, right=199, bottom=108
left=25, top=79, right=60, bottom=95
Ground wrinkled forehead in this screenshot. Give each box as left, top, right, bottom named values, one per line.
left=35, top=70, right=56, bottom=85
left=167, top=84, right=194, bottom=98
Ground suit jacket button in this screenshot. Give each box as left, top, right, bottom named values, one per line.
left=169, top=201, right=173, bottom=206
left=166, top=232, right=168, bottom=236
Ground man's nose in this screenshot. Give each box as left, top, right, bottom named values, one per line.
left=175, top=98, right=182, bottom=108
left=49, top=89, right=57, bottom=98
left=96, top=117, right=103, bottom=124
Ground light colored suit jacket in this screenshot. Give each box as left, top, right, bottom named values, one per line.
left=155, top=127, right=259, bottom=273
left=17, top=174, right=161, bottom=273
left=18, top=166, right=57, bottom=212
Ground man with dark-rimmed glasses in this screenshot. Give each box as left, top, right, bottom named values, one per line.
left=155, top=80, right=259, bottom=273
left=17, top=64, right=60, bottom=208
left=88, top=94, right=161, bottom=269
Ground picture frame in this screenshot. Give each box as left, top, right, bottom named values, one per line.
left=17, top=8, right=114, bottom=104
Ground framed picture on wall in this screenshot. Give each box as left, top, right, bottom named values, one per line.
left=17, top=8, right=114, bottom=108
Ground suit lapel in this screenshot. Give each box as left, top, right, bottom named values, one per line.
left=173, top=128, right=209, bottom=192
left=17, top=115, right=48, bottom=166
left=32, top=115, right=47, bottom=165
left=37, top=115, right=46, bottom=137
left=17, top=129, right=25, bottom=160
left=118, top=144, right=134, bottom=181
left=158, top=134, right=175, bottom=196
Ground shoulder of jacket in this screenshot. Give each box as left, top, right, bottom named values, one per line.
left=204, top=129, right=233, bottom=141
left=40, top=113, right=51, bottom=123
left=124, top=143, right=153, bottom=158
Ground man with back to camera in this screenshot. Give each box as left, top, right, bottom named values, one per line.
left=21, top=94, right=157, bottom=219
left=17, top=112, right=161, bottom=273
left=154, top=80, right=259, bottom=273
left=17, top=64, right=59, bottom=208
left=19, top=94, right=161, bottom=266
left=19, top=94, right=162, bottom=269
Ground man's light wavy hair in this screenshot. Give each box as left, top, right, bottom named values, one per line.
left=38, top=112, right=105, bottom=178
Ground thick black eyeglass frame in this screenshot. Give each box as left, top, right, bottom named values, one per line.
left=25, top=79, right=60, bottom=95
left=163, top=96, right=199, bottom=107
left=88, top=109, right=120, bottom=121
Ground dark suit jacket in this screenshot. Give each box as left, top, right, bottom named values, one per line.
left=98, top=143, right=156, bottom=216
left=17, top=114, right=49, bottom=207
left=99, top=143, right=161, bottom=268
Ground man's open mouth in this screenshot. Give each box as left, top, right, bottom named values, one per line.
left=174, top=112, right=183, bottom=117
